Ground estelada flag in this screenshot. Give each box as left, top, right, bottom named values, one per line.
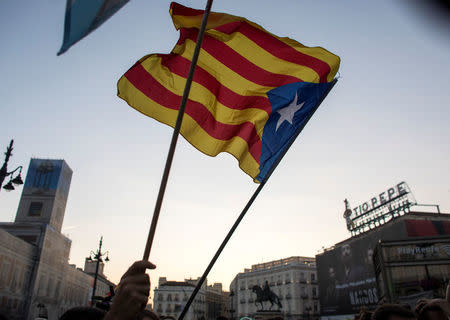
left=117, top=2, right=340, bottom=183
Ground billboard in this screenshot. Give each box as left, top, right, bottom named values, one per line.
left=317, top=217, right=450, bottom=316
left=381, top=239, right=450, bottom=263
left=24, top=159, right=63, bottom=191
left=23, top=159, right=72, bottom=198
left=316, top=221, right=405, bottom=315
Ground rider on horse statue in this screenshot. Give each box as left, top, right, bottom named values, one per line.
left=263, top=281, right=271, bottom=300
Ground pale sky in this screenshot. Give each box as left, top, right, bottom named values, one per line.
left=0, top=0, right=449, bottom=298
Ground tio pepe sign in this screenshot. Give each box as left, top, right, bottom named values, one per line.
left=352, top=182, right=408, bottom=217
left=345, top=181, right=415, bottom=234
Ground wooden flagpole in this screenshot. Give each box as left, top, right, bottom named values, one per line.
left=143, top=0, right=214, bottom=261
left=177, top=79, right=338, bottom=320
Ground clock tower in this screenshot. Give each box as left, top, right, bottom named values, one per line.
left=14, top=158, right=73, bottom=233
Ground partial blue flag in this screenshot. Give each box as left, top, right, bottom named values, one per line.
left=58, top=0, right=129, bottom=55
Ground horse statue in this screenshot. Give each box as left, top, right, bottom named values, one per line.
left=251, top=283, right=282, bottom=310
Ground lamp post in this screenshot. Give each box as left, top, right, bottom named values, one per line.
left=0, top=139, right=24, bottom=192
left=88, top=236, right=110, bottom=305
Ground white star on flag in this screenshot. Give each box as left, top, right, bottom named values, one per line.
left=275, top=92, right=305, bottom=131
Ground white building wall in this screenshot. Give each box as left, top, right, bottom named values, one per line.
left=154, top=282, right=206, bottom=320
left=230, top=257, right=320, bottom=320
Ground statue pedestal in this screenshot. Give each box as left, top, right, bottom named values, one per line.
left=253, top=310, right=284, bottom=320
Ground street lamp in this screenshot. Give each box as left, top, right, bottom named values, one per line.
left=0, top=139, right=24, bottom=192
left=88, top=236, right=110, bottom=304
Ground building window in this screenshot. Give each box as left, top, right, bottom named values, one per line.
left=311, top=273, right=316, bottom=281
left=158, top=293, right=164, bottom=301
left=314, top=302, right=318, bottom=312
left=312, top=287, right=317, bottom=297
left=285, top=274, right=290, bottom=284
left=28, top=202, right=43, bottom=216
left=55, top=281, right=61, bottom=298
left=167, top=294, right=172, bottom=301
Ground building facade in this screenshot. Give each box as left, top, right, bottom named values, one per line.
left=206, top=282, right=230, bottom=320
left=373, top=235, right=450, bottom=307
left=316, top=210, right=450, bottom=320
left=230, top=256, right=320, bottom=320
left=153, top=277, right=206, bottom=320
left=0, top=158, right=115, bottom=319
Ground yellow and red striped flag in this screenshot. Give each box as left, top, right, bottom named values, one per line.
left=117, top=2, right=340, bottom=183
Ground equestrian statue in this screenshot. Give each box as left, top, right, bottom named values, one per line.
left=251, top=281, right=282, bottom=311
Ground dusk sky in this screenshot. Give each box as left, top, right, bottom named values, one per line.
left=0, top=0, right=449, bottom=297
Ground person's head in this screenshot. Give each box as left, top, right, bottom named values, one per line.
left=341, top=244, right=352, bottom=262
left=59, top=307, right=106, bottom=320
left=138, top=310, right=159, bottom=320
left=328, top=266, right=336, bottom=278
left=417, top=305, right=447, bottom=320
left=373, top=304, right=416, bottom=320
left=365, top=248, right=374, bottom=264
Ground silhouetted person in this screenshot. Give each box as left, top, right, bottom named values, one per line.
left=372, top=304, right=416, bottom=320
left=59, top=307, right=106, bottom=320
left=138, top=310, right=160, bottom=320
left=415, top=282, right=450, bottom=320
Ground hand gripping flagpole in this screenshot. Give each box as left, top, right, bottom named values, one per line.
left=143, top=0, right=214, bottom=261
left=178, top=79, right=338, bottom=320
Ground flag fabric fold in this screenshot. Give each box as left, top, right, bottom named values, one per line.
left=58, top=0, right=129, bottom=55
left=117, top=2, right=340, bottom=183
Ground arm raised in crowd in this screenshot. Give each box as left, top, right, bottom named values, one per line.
left=105, top=260, right=156, bottom=320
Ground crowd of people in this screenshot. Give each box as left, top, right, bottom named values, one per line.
left=41, top=260, right=450, bottom=320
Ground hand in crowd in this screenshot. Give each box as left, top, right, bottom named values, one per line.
left=415, top=282, right=450, bottom=320
left=104, top=260, right=156, bottom=320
